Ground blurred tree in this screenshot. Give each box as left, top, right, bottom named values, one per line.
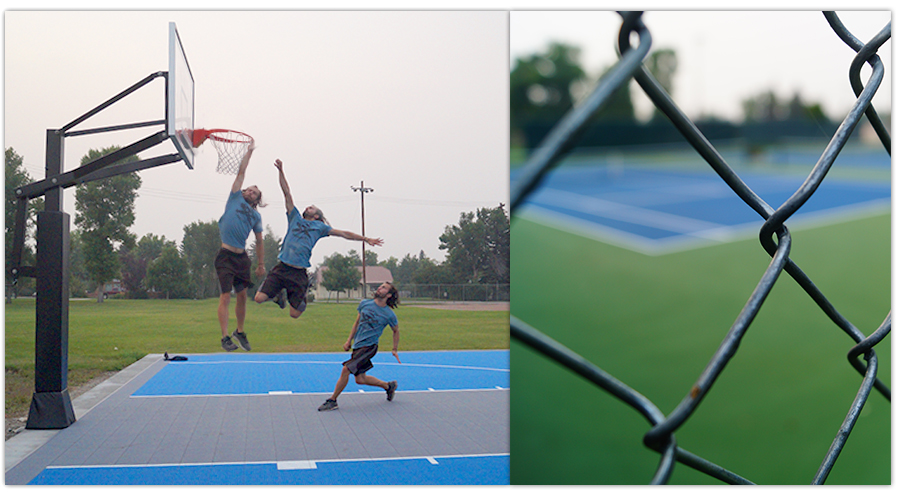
left=146, top=245, right=190, bottom=299
left=645, top=48, right=678, bottom=123
left=74, top=146, right=141, bottom=302
left=393, top=251, right=431, bottom=285
left=348, top=249, right=379, bottom=266
left=120, top=234, right=175, bottom=299
left=320, top=252, right=360, bottom=303
left=742, top=90, right=828, bottom=123
left=511, top=42, right=589, bottom=142
left=5, top=147, right=42, bottom=301
left=439, top=204, right=510, bottom=284
left=593, top=63, right=637, bottom=123
left=412, top=257, right=454, bottom=285
left=379, top=255, right=399, bottom=277
left=68, top=229, right=90, bottom=298
left=182, top=221, right=221, bottom=298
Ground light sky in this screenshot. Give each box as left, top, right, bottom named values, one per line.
left=510, top=10, right=891, bottom=123
left=4, top=10, right=509, bottom=269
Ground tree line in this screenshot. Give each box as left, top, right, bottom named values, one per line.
left=510, top=41, right=843, bottom=151
left=5, top=146, right=509, bottom=302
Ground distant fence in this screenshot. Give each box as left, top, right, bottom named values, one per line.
left=395, top=283, right=509, bottom=302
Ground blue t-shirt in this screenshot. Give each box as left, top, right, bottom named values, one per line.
left=277, top=207, right=332, bottom=268
left=352, top=299, right=399, bottom=349
left=218, top=190, right=263, bottom=249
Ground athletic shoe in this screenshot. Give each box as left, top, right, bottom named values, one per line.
left=232, top=330, right=251, bottom=351
left=318, top=399, right=339, bottom=411
left=386, top=381, right=398, bottom=401
left=273, top=289, right=287, bottom=309
left=221, top=335, right=238, bottom=352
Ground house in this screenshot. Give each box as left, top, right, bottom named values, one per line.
left=86, top=279, right=126, bottom=299
left=312, top=266, right=394, bottom=301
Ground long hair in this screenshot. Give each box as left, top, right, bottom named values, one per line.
left=244, top=186, right=266, bottom=209
left=384, top=282, right=400, bottom=309
left=307, top=205, right=329, bottom=225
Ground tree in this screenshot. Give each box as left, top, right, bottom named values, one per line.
left=412, top=257, right=454, bottom=285
left=146, top=246, right=190, bottom=299
left=348, top=249, right=379, bottom=267
left=5, top=147, right=42, bottom=301
left=320, top=252, right=361, bottom=303
left=439, top=204, right=510, bottom=284
left=741, top=90, right=829, bottom=124
left=510, top=41, right=590, bottom=144
left=120, top=234, right=175, bottom=299
left=74, top=146, right=142, bottom=302
left=593, top=63, right=637, bottom=123
left=181, top=221, right=221, bottom=298
left=68, top=230, right=90, bottom=298
left=379, top=255, right=399, bottom=277
left=393, top=251, right=428, bottom=285
left=645, top=48, right=678, bottom=123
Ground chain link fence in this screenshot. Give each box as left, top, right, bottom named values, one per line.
left=510, top=11, right=890, bottom=485
left=395, top=283, right=510, bottom=302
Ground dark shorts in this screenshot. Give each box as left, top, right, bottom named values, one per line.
left=343, top=344, right=379, bottom=375
left=215, top=247, right=253, bottom=294
left=258, top=262, right=309, bottom=311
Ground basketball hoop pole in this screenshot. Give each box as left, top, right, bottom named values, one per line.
left=10, top=71, right=187, bottom=430
left=351, top=181, right=373, bottom=297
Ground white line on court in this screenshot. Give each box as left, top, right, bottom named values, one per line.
left=42, top=452, right=510, bottom=471
left=164, top=359, right=510, bottom=373
left=130, top=387, right=509, bottom=399
left=537, top=187, right=729, bottom=234
left=519, top=196, right=890, bottom=256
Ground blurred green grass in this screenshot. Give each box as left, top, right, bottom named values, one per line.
left=510, top=212, right=890, bottom=485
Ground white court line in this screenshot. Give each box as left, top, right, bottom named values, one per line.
left=519, top=197, right=890, bottom=256
left=43, top=452, right=510, bottom=471
left=131, top=387, right=508, bottom=399
left=163, top=359, right=509, bottom=373
left=536, top=187, right=729, bottom=234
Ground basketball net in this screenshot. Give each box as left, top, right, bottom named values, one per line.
left=192, top=129, right=253, bottom=175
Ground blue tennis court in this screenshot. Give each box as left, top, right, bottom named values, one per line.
left=514, top=164, right=890, bottom=255
left=6, top=350, right=509, bottom=486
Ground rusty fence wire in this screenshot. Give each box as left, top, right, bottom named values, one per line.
left=510, top=11, right=890, bottom=485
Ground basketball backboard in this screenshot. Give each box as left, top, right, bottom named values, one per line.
left=167, top=22, right=195, bottom=169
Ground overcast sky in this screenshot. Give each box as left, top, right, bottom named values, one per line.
left=510, top=10, right=891, bottom=123
left=5, top=10, right=508, bottom=269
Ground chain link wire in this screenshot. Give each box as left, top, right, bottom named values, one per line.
left=510, top=11, right=890, bottom=485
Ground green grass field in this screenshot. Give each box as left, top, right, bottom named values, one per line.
left=510, top=212, right=890, bottom=485
left=5, top=299, right=509, bottom=417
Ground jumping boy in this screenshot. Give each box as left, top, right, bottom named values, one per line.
left=254, top=158, right=383, bottom=318
left=215, top=140, right=266, bottom=352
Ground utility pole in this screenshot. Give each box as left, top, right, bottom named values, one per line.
left=351, top=181, right=373, bottom=298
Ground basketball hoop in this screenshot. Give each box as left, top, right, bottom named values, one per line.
left=192, top=128, right=253, bottom=175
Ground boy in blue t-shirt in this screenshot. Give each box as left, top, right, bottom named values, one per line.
left=215, top=141, right=267, bottom=352
left=318, top=282, right=401, bottom=411
left=254, top=158, right=384, bottom=319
